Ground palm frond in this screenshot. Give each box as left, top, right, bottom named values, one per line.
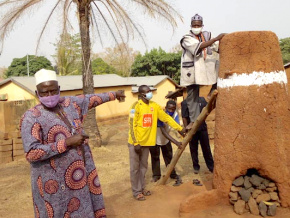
left=102, top=0, right=130, bottom=42
left=109, top=0, right=147, bottom=46
left=0, top=0, right=182, bottom=57
left=0, top=0, right=24, bottom=7
left=91, top=1, right=120, bottom=49
left=0, top=0, right=41, bottom=52
left=35, top=0, right=63, bottom=53
left=95, top=0, right=127, bottom=52
left=91, top=10, right=104, bottom=47
left=133, top=0, right=183, bottom=28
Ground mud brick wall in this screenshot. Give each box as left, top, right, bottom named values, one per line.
left=0, top=100, right=33, bottom=164
left=0, top=131, right=25, bottom=164
left=0, top=133, right=13, bottom=164
left=12, top=132, right=25, bottom=161
left=0, top=100, right=35, bottom=134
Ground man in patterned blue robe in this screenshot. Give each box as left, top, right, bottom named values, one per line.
left=20, top=69, right=125, bottom=218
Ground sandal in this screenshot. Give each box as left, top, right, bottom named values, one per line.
left=173, top=179, right=183, bottom=186
left=135, top=193, right=146, bottom=201
left=142, top=190, right=151, bottom=196
left=193, top=179, right=203, bottom=186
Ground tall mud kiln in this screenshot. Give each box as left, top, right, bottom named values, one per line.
left=180, top=31, right=290, bottom=215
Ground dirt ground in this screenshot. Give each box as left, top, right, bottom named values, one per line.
left=1, top=116, right=290, bottom=218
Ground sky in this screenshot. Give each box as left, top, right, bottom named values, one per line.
left=0, top=0, right=290, bottom=68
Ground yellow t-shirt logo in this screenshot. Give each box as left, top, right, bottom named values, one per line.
left=143, top=114, right=152, bottom=127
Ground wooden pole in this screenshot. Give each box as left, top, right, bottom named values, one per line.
left=157, top=90, right=218, bottom=185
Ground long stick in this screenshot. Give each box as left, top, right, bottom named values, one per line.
left=157, top=90, right=218, bottom=185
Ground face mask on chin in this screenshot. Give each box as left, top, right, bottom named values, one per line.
left=38, top=93, right=60, bottom=108
left=191, top=27, right=202, bottom=35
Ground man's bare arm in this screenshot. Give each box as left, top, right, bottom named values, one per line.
left=160, top=126, right=182, bottom=148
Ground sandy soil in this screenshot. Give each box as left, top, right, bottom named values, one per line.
left=1, top=116, right=290, bottom=218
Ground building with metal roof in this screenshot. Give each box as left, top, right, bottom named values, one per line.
left=0, top=74, right=178, bottom=95
left=0, top=74, right=179, bottom=121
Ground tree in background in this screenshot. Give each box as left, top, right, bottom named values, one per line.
left=0, top=0, right=182, bottom=147
left=131, top=47, right=182, bottom=83
left=0, top=67, right=7, bottom=79
left=280, top=37, right=290, bottom=64
left=95, top=43, right=139, bottom=76
left=53, top=33, right=82, bottom=75
left=92, top=57, right=117, bottom=75
left=4, top=55, right=53, bottom=78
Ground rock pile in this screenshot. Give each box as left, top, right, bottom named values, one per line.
left=230, top=170, right=280, bottom=217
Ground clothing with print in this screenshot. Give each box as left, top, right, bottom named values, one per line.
left=20, top=92, right=116, bottom=218
left=128, top=99, right=183, bottom=197
left=150, top=111, right=180, bottom=180
left=181, top=97, right=214, bottom=172
left=180, top=30, right=219, bottom=122
left=128, top=100, right=182, bottom=146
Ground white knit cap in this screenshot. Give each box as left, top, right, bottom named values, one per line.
left=35, top=69, right=57, bottom=86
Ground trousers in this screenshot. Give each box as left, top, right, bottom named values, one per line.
left=128, top=143, right=150, bottom=197
left=189, top=130, right=214, bottom=172
left=149, top=142, right=178, bottom=179
left=186, top=84, right=200, bottom=122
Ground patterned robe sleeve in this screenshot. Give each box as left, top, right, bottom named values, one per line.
left=70, top=92, right=116, bottom=120
left=182, top=35, right=202, bottom=57
left=20, top=111, right=68, bottom=163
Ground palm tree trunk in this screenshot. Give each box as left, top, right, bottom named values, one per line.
left=78, top=2, right=102, bottom=147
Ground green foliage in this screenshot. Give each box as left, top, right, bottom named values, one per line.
left=91, top=58, right=117, bottom=75
left=4, top=55, right=53, bottom=78
left=53, top=33, right=82, bottom=75
left=131, top=47, right=181, bottom=83
left=0, top=67, right=7, bottom=79
left=280, top=37, right=290, bottom=64
left=94, top=43, right=139, bottom=77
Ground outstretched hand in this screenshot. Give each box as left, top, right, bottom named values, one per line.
left=116, top=90, right=126, bottom=101
left=66, top=134, right=89, bottom=147
left=216, top=33, right=226, bottom=41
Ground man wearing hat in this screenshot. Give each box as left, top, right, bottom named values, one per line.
left=20, top=69, right=125, bottom=217
left=180, top=14, right=226, bottom=129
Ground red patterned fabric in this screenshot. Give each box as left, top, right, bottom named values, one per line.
left=26, top=149, right=45, bottom=162
left=65, top=160, right=87, bottom=190
left=37, top=176, right=44, bottom=197
left=88, top=169, right=102, bottom=195
left=44, top=179, right=59, bottom=194
left=45, top=201, right=54, bottom=218
left=95, top=208, right=106, bottom=218
left=21, top=94, right=114, bottom=217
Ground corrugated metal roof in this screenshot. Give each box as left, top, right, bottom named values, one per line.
left=131, top=86, right=157, bottom=93
left=122, top=75, right=171, bottom=86
left=0, top=74, right=178, bottom=94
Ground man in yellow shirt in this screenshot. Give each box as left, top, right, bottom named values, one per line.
left=128, top=85, right=186, bottom=201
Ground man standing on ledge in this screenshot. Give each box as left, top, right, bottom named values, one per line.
left=20, top=69, right=125, bottom=218
left=128, top=85, right=186, bottom=201
left=180, top=13, right=225, bottom=129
